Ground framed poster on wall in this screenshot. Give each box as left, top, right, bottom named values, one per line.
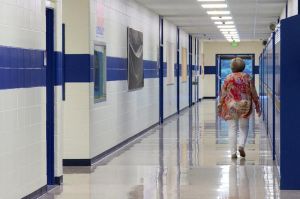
left=128, top=27, right=144, bottom=90
left=166, top=42, right=175, bottom=85
left=94, top=44, right=106, bottom=102
left=181, top=47, right=187, bottom=82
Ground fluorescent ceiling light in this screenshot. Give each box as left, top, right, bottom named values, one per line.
left=214, top=21, right=223, bottom=25
left=211, top=16, right=232, bottom=20
left=215, top=21, right=234, bottom=25
left=198, top=0, right=225, bottom=2
left=207, top=10, right=230, bottom=15
left=217, top=25, right=235, bottom=29
left=201, top=4, right=227, bottom=8
left=220, top=28, right=236, bottom=32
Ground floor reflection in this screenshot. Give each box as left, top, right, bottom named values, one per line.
left=42, top=100, right=300, bottom=199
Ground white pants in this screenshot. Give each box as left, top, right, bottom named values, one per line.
left=228, top=118, right=249, bottom=154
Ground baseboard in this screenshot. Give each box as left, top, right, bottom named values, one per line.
left=54, top=175, right=63, bottom=185
left=63, top=123, right=159, bottom=166
left=63, top=159, right=91, bottom=166
left=164, top=112, right=178, bottom=121
left=202, top=96, right=217, bottom=99
left=21, top=185, right=48, bottom=199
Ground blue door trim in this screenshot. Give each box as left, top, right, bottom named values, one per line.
left=176, top=27, right=180, bottom=114
left=46, top=8, right=55, bottom=185
left=188, top=35, right=192, bottom=107
left=159, top=17, right=164, bottom=124
left=62, top=24, right=66, bottom=101
left=272, top=32, right=276, bottom=161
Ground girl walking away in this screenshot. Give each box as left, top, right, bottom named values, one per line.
left=218, top=57, right=261, bottom=158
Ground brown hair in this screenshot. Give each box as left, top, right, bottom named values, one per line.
left=230, top=57, right=245, bottom=73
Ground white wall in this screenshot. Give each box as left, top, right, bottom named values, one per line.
left=280, top=0, right=298, bottom=20
left=0, top=0, right=47, bottom=198
left=179, top=30, right=189, bottom=109
left=62, top=0, right=91, bottom=159
left=88, top=0, right=191, bottom=158
left=164, top=19, right=177, bottom=118
left=201, top=41, right=264, bottom=97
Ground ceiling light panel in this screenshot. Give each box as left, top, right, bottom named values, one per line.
left=207, top=10, right=230, bottom=15
left=220, top=28, right=236, bottom=32
left=201, top=4, right=227, bottom=8
left=198, top=0, right=225, bottom=2
left=211, top=16, right=232, bottom=20
left=217, top=25, right=235, bottom=28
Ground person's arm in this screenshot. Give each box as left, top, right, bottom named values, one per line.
left=250, top=77, right=261, bottom=116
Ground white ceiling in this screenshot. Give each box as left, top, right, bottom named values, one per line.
left=134, top=0, right=286, bottom=41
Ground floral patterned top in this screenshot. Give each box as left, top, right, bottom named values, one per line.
left=218, top=72, right=260, bottom=120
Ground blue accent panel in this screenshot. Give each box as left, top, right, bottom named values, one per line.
left=65, top=54, right=91, bottom=82
left=0, top=45, right=45, bottom=90
left=54, top=52, right=63, bottom=85
left=204, top=66, right=216, bottom=74
left=280, top=15, right=300, bottom=190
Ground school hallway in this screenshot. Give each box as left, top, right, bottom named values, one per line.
left=39, top=100, right=299, bottom=199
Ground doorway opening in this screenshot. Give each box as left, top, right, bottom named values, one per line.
left=216, top=54, right=255, bottom=97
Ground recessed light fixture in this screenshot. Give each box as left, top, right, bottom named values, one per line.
left=217, top=25, right=235, bottom=29
left=207, top=10, right=230, bottom=15
left=211, top=16, right=232, bottom=20
left=201, top=4, right=227, bottom=8
left=198, top=0, right=225, bottom=2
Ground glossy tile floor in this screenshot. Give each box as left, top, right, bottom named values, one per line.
left=41, top=100, right=300, bottom=199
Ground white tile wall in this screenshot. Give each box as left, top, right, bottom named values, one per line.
left=164, top=20, right=177, bottom=118
left=0, top=0, right=45, bottom=50
left=0, top=0, right=64, bottom=197
left=0, top=88, right=46, bottom=199
left=89, top=0, right=191, bottom=158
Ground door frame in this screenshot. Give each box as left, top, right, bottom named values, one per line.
left=46, top=8, right=55, bottom=185
left=215, top=53, right=255, bottom=97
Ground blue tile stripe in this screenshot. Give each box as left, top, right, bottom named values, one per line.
left=204, top=66, right=216, bottom=74
left=203, top=65, right=260, bottom=75
left=0, top=45, right=45, bottom=89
